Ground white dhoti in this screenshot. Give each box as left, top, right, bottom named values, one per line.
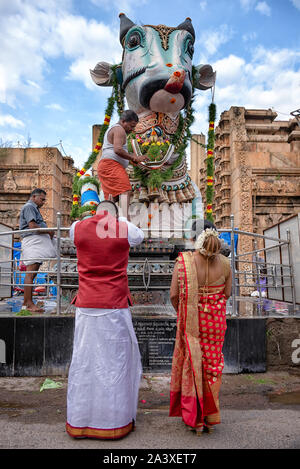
left=21, top=234, right=57, bottom=266
left=66, top=307, right=142, bottom=440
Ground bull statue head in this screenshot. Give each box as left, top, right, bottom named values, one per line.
left=91, top=13, right=215, bottom=123
left=90, top=14, right=216, bottom=210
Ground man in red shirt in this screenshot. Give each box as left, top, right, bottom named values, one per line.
left=66, top=202, right=144, bottom=440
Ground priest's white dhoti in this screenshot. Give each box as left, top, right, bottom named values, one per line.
left=66, top=306, right=142, bottom=439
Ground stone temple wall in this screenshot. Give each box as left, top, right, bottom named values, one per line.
left=0, top=147, right=76, bottom=232
left=193, top=107, right=300, bottom=235
left=191, top=107, right=300, bottom=299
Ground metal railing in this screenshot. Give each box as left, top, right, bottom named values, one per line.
left=222, top=214, right=297, bottom=317
left=0, top=212, right=297, bottom=316
left=0, top=213, right=72, bottom=315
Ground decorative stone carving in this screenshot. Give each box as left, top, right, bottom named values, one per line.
left=31, top=170, right=39, bottom=190
left=3, top=171, right=17, bottom=192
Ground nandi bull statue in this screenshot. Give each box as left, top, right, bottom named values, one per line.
left=87, top=13, right=216, bottom=236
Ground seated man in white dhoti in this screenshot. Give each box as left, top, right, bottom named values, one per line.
left=66, top=201, right=144, bottom=440
left=19, top=188, right=57, bottom=313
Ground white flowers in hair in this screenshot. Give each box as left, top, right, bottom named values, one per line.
left=195, top=228, right=219, bottom=256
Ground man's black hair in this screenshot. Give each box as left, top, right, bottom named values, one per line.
left=30, top=188, right=46, bottom=197
left=191, top=219, right=216, bottom=241
left=191, top=218, right=231, bottom=256
left=120, top=110, right=139, bottom=122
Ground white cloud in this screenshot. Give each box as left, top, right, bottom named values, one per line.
left=199, top=1, right=207, bottom=10
left=291, top=0, right=300, bottom=9
left=255, top=1, right=271, bottom=16
left=90, top=0, right=148, bottom=14
left=55, top=16, right=122, bottom=88
left=0, top=1, right=122, bottom=105
left=192, top=46, right=300, bottom=135
left=239, top=0, right=256, bottom=11
left=214, top=55, right=246, bottom=85
left=240, top=0, right=272, bottom=15
left=242, top=31, right=257, bottom=42
left=45, top=103, right=64, bottom=111
left=0, top=114, right=25, bottom=128
left=197, top=25, right=235, bottom=59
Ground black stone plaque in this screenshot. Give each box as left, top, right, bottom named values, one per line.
left=14, top=317, right=45, bottom=376
left=223, top=318, right=239, bottom=373
left=239, top=318, right=266, bottom=373
left=44, top=316, right=75, bottom=374
left=133, top=318, right=176, bottom=372
left=0, top=317, right=15, bottom=377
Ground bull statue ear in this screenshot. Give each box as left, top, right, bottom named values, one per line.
left=193, top=64, right=216, bottom=90
left=90, top=62, right=123, bottom=87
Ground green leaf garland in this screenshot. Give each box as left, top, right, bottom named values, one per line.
left=71, top=62, right=216, bottom=220
left=71, top=65, right=124, bottom=219
left=206, top=102, right=216, bottom=223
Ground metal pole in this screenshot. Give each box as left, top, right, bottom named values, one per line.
left=286, top=229, right=296, bottom=316
left=254, top=239, right=262, bottom=316
left=56, top=212, right=62, bottom=314
left=230, top=214, right=237, bottom=316
left=46, top=260, right=50, bottom=299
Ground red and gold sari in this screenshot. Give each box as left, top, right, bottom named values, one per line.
left=169, top=251, right=229, bottom=430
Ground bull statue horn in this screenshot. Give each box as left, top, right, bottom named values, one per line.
left=119, top=12, right=136, bottom=45
left=176, top=17, right=195, bottom=40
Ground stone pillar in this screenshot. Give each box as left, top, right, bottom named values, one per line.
left=288, top=120, right=300, bottom=153
left=189, top=133, right=205, bottom=189
left=228, top=107, right=254, bottom=304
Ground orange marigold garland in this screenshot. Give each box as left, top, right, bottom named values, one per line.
left=71, top=65, right=124, bottom=219
left=206, top=103, right=216, bottom=223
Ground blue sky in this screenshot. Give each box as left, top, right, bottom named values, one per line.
left=0, top=0, right=299, bottom=169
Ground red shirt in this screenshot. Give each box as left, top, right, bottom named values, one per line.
left=71, top=211, right=132, bottom=308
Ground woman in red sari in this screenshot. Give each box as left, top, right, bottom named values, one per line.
left=169, top=228, right=232, bottom=435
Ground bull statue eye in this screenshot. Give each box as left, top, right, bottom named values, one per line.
left=185, top=38, right=194, bottom=59
left=126, top=30, right=143, bottom=50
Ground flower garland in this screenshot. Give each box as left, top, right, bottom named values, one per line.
left=206, top=102, right=216, bottom=223
left=131, top=83, right=195, bottom=190
left=194, top=227, right=219, bottom=255
left=70, top=63, right=216, bottom=218
left=71, top=65, right=124, bottom=219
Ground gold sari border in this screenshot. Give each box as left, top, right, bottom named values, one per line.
left=66, top=420, right=134, bottom=440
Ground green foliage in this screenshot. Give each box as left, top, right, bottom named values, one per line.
left=71, top=64, right=125, bottom=219
left=133, top=90, right=196, bottom=190
left=16, top=309, right=32, bottom=316
left=78, top=204, right=97, bottom=216
left=205, top=102, right=216, bottom=223
left=77, top=176, right=100, bottom=194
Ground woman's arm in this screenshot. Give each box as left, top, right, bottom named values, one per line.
left=224, top=269, right=232, bottom=299
left=170, top=261, right=179, bottom=311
